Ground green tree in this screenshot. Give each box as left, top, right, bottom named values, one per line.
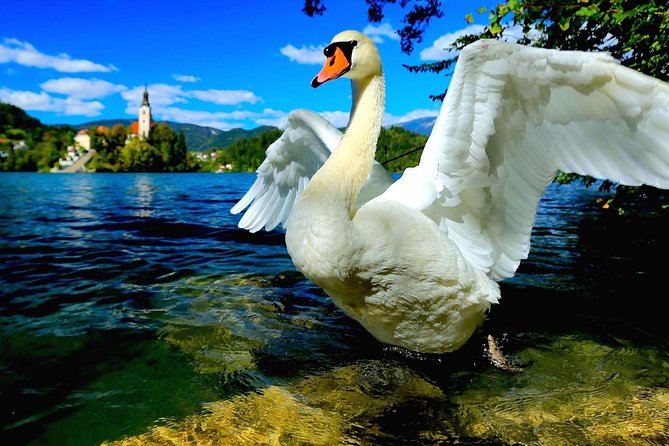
left=148, top=123, right=175, bottom=168
left=104, top=123, right=191, bottom=172
left=376, top=126, right=427, bottom=172
left=106, top=124, right=127, bottom=169
left=305, top=0, right=667, bottom=81
left=89, top=124, right=128, bottom=171
left=0, top=103, right=197, bottom=173
left=0, top=102, right=41, bottom=135
left=203, top=126, right=427, bottom=174
left=216, top=128, right=283, bottom=172
left=0, top=102, right=72, bottom=171
left=174, top=130, right=189, bottom=171
left=121, top=138, right=162, bottom=172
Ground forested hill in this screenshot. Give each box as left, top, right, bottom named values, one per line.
left=70, top=119, right=277, bottom=152
left=207, top=124, right=428, bottom=174
left=70, top=116, right=435, bottom=153
left=3, top=101, right=432, bottom=173
left=1, top=102, right=74, bottom=171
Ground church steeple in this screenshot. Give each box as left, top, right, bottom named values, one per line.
left=141, top=84, right=150, bottom=107
left=138, top=84, right=151, bottom=139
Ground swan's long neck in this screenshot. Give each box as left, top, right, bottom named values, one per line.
left=286, top=72, right=384, bottom=287
left=305, top=74, right=385, bottom=211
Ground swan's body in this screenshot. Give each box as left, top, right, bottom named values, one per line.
left=232, top=31, right=669, bottom=353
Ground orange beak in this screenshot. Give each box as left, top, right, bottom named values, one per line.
left=311, top=47, right=351, bottom=88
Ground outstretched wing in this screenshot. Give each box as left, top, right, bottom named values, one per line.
left=231, top=109, right=340, bottom=232
left=231, top=109, right=394, bottom=232
left=376, top=39, right=669, bottom=281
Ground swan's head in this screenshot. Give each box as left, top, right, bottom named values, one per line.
left=311, top=30, right=382, bottom=88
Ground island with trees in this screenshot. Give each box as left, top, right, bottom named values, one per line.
left=1, top=101, right=430, bottom=175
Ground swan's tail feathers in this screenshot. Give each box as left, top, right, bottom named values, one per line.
left=480, top=270, right=501, bottom=305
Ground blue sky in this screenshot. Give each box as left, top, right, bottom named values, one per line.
left=0, top=0, right=495, bottom=130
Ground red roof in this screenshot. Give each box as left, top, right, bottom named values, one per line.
left=130, top=121, right=139, bottom=134
left=76, top=129, right=88, bottom=136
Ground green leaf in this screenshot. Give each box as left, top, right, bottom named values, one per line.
left=490, top=23, right=503, bottom=35
left=477, top=6, right=488, bottom=14
left=559, top=18, right=570, bottom=31
left=465, top=13, right=473, bottom=24
left=575, top=6, right=594, bottom=18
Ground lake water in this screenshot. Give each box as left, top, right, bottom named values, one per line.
left=1, top=172, right=668, bottom=445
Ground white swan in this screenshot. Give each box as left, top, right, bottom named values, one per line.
left=232, top=30, right=669, bottom=354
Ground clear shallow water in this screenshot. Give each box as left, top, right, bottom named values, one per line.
left=1, top=172, right=667, bottom=445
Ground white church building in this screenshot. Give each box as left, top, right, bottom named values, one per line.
left=126, top=86, right=152, bottom=141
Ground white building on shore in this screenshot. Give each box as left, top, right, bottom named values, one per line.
left=74, top=129, right=91, bottom=151
left=138, top=86, right=151, bottom=139
left=127, top=85, right=152, bottom=141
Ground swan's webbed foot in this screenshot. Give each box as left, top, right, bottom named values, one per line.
left=486, top=334, right=523, bottom=373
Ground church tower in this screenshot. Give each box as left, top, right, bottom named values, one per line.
left=138, top=85, right=151, bottom=139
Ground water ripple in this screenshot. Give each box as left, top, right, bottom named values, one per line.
left=1, top=173, right=668, bottom=446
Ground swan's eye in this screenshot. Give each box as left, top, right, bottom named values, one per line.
left=351, top=40, right=358, bottom=47
left=324, top=45, right=334, bottom=57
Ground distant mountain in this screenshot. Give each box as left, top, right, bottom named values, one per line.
left=70, top=119, right=278, bottom=152
left=68, top=115, right=430, bottom=153
left=207, top=125, right=278, bottom=150
left=70, top=119, right=135, bottom=131
left=389, top=116, right=436, bottom=136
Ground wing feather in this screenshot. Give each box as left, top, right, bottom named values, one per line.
left=374, top=39, right=669, bottom=281
left=232, top=108, right=394, bottom=232
left=230, top=109, right=340, bottom=232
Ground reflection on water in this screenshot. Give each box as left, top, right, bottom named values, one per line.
left=1, top=173, right=668, bottom=445
left=130, top=174, right=157, bottom=218
left=68, top=175, right=96, bottom=226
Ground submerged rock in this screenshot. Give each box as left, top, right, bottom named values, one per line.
left=102, top=361, right=445, bottom=445
left=105, top=275, right=669, bottom=445
left=453, top=337, right=669, bottom=445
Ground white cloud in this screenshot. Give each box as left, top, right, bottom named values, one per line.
left=40, top=77, right=127, bottom=99
left=265, top=108, right=439, bottom=132
left=173, top=74, right=200, bottom=83
left=280, top=24, right=397, bottom=66
left=280, top=44, right=324, bottom=65
left=0, top=88, right=52, bottom=110
left=60, top=97, right=105, bottom=116
left=499, top=23, right=542, bottom=44
left=318, top=110, right=350, bottom=128
left=420, top=24, right=485, bottom=61
left=0, top=38, right=116, bottom=73
left=383, top=108, right=439, bottom=126
left=189, top=89, right=260, bottom=105
left=420, top=23, right=544, bottom=61
left=146, top=106, right=287, bottom=131
left=122, top=84, right=187, bottom=111
left=0, top=87, right=104, bottom=116
left=122, top=84, right=261, bottom=113
left=254, top=115, right=288, bottom=128
left=363, top=23, right=399, bottom=43
left=236, top=108, right=287, bottom=129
